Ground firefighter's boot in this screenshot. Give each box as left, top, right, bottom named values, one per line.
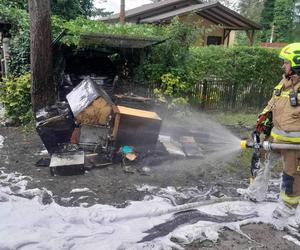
left=272, top=150, right=300, bottom=219
left=272, top=201, right=297, bottom=219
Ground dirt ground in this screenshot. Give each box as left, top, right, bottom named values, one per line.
left=0, top=126, right=299, bottom=249
left=0, top=126, right=249, bottom=207
left=187, top=224, right=300, bottom=250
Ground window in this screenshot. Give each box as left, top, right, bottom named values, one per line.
left=207, top=36, right=222, bottom=46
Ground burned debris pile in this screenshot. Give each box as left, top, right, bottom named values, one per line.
left=36, top=75, right=206, bottom=176
left=36, top=77, right=164, bottom=175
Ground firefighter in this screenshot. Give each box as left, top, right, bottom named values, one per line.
left=240, top=43, right=300, bottom=218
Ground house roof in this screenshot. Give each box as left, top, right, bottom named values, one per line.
left=100, top=0, right=203, bottom=22
left=141, top=2, right=261, bottom=30
left=101, top=1, right=261, bottom=30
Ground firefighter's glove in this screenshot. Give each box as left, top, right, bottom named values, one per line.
left=255, top=112, right=272, bottom=136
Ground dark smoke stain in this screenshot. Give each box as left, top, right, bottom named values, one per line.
left=139, top=209, right=258, bottom=242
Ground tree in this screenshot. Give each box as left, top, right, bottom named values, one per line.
left=91, top=8, right=113, bottom=17
left=260, top=0, right=276, bottom=41
left=238, top=0, right=264, bottom=21
left=2, top=0, right=95, bottom=19
left=51, top=0, right=94, bottom=20
left=234, top=0, right=264, bottom=45
left=120, top=0, right=125, bottom=25
left=28, top=0, right=55, bottom=112
left=273, top=0, right=295, bottom=42
left=91, top=0, right=112, bottom=17
left=293, top=0, right=300, bottom=40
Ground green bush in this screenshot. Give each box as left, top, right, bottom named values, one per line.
left=0, top=74, right=32, bottom=125
left=153, top=73, right=189, bottom=109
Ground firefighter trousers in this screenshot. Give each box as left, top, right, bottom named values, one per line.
left=280, top=150, right=300, bottom=207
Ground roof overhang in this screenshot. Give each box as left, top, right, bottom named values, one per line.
left=79, top=32, right=166, bottom=49
left=140, top=2, right=261, bottom=30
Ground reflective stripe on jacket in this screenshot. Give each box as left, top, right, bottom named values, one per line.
left=271, top=127, right=300, bottom=142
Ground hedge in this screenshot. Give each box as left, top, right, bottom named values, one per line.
left=136, top=45, right=283, bottom=110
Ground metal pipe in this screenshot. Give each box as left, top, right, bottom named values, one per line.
left=240, top=140, right=300, bottom=151
left=262, top=141, right=300, bottom=151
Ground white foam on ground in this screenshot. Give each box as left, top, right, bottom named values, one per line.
left=36, top=150, right=48, bottom=156
left=1, top=170, right=300, bottom=249
left=0, top=105, right=5, bottom=121
left=70, top=188, right=92, bottom=193
left=0, top=135, right=4, bottom=149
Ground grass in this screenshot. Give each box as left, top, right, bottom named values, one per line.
left=226, top=149, right=254, bottom=173
left=209, top=111, right=258, bottom=127
left=208, top=111, right=258, bottom=173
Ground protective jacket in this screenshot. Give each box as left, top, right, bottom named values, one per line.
left=262, top=74, right=300, bottom=142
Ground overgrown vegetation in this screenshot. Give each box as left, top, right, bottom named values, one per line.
left=136, top=37, right=282, bottom=109
left=134, top=16, right=210, bottom=108
left=53, top=16, right=165, bottom=46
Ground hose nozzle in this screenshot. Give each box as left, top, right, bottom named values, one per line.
left=240, top=140, right=255, bottom=149
left=240, top=140, right=248, bottom=149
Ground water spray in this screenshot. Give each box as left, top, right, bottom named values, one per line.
left=240, top=139, right=300, bottom=151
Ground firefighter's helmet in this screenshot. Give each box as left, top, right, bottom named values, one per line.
left=279, top=43, right=300, bottom=75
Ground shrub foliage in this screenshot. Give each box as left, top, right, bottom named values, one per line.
left=0, top=74, right=32, bottom=125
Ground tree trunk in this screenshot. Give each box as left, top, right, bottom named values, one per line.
left=28, top=0, right=55, bottom=113
left=120, top=0, right=125, bottom=25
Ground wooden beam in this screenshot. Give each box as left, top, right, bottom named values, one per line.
left=223, top=29, right=231, bottom=47
left=203, top=9, right=243, bottom=28
left=246, top=30, right=255, bottom=46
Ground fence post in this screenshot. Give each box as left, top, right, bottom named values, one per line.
left=231, top=82, right=237, bottom=110
left=201, top=79, right=207, bottom=110
left=2, top=38, right=9, bottom=78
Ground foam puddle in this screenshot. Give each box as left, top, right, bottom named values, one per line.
left=1, top=171, right=300, bottom=249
